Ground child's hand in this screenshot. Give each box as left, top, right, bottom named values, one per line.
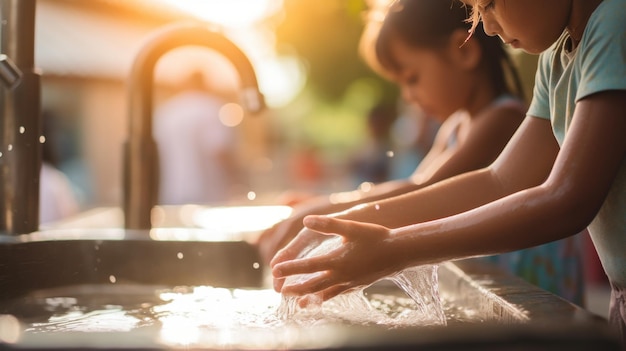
left=256, top=216, right=304, bottom=265
left=256, top=197, right=334, bottom=265
left=269, top=224, right=327, bottom=292
left=271, top=215, right=400, bottom=302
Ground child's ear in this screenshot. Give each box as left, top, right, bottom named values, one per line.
left=447, top=28, right=482, bottom=71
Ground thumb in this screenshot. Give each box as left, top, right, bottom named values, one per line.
left=302, top=215, right=344, bottom=234
left=303, top=215, right=379, bottom=240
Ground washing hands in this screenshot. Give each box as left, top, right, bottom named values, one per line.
left=271, top=215, right=407, bottom=304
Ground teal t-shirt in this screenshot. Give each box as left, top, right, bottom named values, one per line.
left=527, top=0, right=626, bottom=286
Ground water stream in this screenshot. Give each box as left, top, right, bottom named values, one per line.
left=276, top=235, right=447, bottom=326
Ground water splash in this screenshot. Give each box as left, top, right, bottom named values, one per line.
left=277, top=236, right=446, bottom=326
left=383, top=265, right=446, bottom=325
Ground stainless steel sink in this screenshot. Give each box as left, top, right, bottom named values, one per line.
left=0, top=205, right=619, bottom=350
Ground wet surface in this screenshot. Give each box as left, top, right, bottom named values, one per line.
left=0, top=207, right=618, bottom=350
left=1, top=278, right=480, bottom=332
left=0, top=283, right=483, bottom=350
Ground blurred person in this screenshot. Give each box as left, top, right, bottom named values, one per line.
left=39, top=110, right=80, bottom=224
left=153, top=71, right=240, bottom=205
left=349, top=103, right=397, bottom=186
left=388, top=103, right=441, bottom=180
left=262, top=0, right=586, bottom=306
left=289, top=143, right=324, bottom=191
left=271, top=0, right=626, bottom=341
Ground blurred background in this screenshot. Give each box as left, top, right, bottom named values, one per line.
left=35, top=0, right=543, bottom=213
left=36, top=0, right=410, bottom=210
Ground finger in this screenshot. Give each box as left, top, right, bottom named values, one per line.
left=272, top=254, right=333, bottom=279
left=264, top=228, right=288, bottom=264
left=273, top=276, right=285, bottom=292
left=291, top=283, right=354, bottom=305
left=317, top=283, right=355, bottom=302
left=303, top=215, right=383, bottom=240
left=270, top=241, right=301, bottom=268
left=297, top=293, right=323, bottom=308
left=270, top=230, right=319, bottom=268
left=301, top=215, right=338, bottom=234
left=281, top=270, right=333, bottom=296
left=274, top=225, right=301, bottom=257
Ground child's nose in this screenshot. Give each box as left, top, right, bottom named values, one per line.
left=481, top=16, right=502, bottom=37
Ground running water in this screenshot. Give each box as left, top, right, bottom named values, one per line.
left=276, top=235, right=446, bottom=326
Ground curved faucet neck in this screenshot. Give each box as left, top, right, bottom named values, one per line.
left=124, top=22, right=264, bottom=230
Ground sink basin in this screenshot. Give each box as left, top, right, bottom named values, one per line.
left=0, top=205, right=619, bottom=350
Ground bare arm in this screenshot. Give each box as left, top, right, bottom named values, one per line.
left=411, top=104, right=524, bottom=186
left=339, top=111, right=556, bottom=228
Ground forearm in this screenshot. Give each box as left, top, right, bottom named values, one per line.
left=295, top=179, right=420, bottom=218
left=390, top=182, right=589, bottom=267
left=336, top=117, right=563, bottom=229
left=337, top=167, right=511, bottom=228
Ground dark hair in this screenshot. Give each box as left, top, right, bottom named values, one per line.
left=364, top=0, right=524, bottom=100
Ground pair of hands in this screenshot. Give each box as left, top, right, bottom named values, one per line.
left=266, top=215, right=404, bottom=303
left=256, top=191, right=332, bottom=264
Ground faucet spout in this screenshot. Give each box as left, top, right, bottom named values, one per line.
left=124, top=22, right=265, bottom=230
left=0, top=0, right=41, bottom=235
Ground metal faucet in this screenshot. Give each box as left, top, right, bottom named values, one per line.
left=124, top=22, right=265, bottom=230
left=0, top=0, right=41, bottom=235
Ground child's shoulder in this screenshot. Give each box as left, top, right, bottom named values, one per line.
left=585, top=0, right=626, bottom=37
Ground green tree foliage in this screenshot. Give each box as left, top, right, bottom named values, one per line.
left=275, top=0, right=397, bottom=104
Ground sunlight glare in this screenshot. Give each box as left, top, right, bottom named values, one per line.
left=158, top=0, right=280, bottom=28
left=192, top=205, right=292, bottom=234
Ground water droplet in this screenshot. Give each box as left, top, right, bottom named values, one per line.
left=109, top=275, right=116, bottom=283
left=6, top=144, right=12, bottom=151
left=39, top=136, right=46, bottom=143
left=252, top=262, right=260, bottom=269
left=0, top=315, right=20, bottom=343
left=247, top=191, right=256, bottom=201
left=386, top=150, right=394, bottom=158
left=18, top=126, right=25, bottom=134
left=375, top=204, right=380, bottom=210
left=218, top=102, right=244, bottom=127
left=177, top=252, right=184, bottom=260
left=0, top=152, right=3, bottom=158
